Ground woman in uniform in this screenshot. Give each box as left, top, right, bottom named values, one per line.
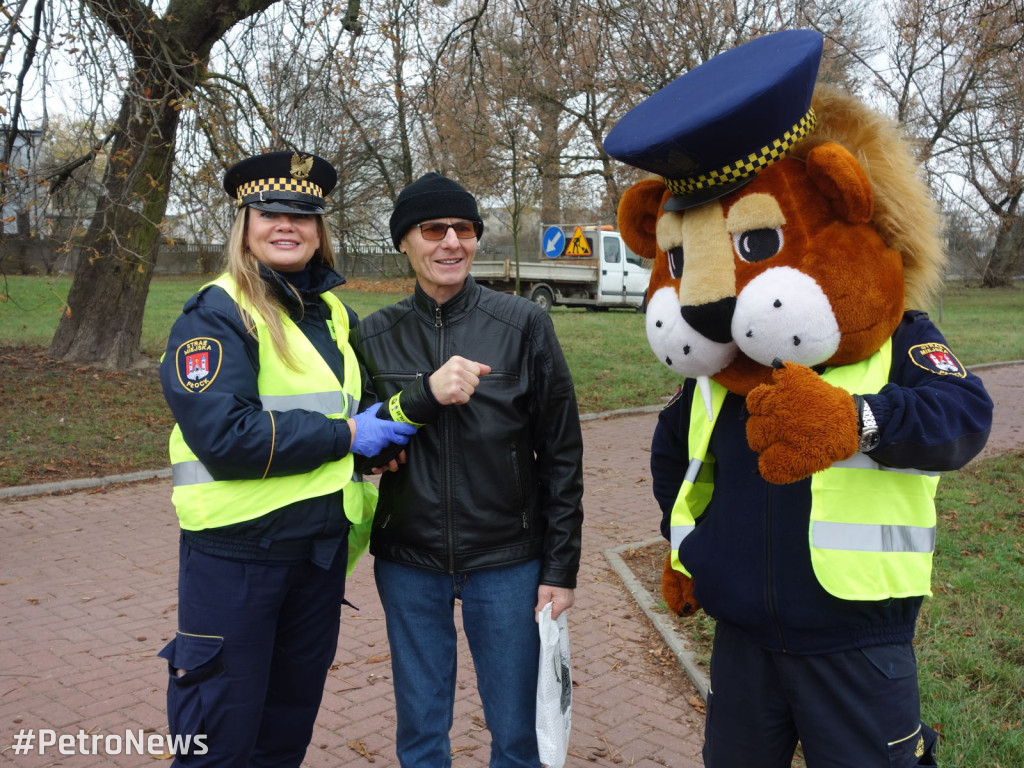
left=157, top=150, right=415, bottom=767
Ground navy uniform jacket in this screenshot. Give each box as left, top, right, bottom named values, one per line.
left=651, top=311, right=993, bottom=654
left=159, top=263, right=363, bottom=568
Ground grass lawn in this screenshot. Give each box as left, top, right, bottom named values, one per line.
left=1, top=275, right=1020, bottom=486
left=1, top=274, right=1022, bottom=764
left=626, top=453, right=1024, bottom=767
left=1, top=274, right=686, bottom=486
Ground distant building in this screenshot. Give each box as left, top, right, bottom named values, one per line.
left=1, top=125, right=45, bottom=236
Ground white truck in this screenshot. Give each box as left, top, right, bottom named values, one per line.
left=470, top=224, right=650, bottom=311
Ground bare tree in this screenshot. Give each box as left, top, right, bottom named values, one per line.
left=24, top=0, right=374, bottom=368
left=42, top=0, right=289, bottom=367
left=955, top=4, right=1024, bottom=286
left=169, top=1, right=397, bottom=257
left=34, top=117, right=107, bottom=270
left=872, top=0, right=1024, bottom=286
left=3, top=0, right=1018, bottom=370
left=1, top=0, right=45, bottom=177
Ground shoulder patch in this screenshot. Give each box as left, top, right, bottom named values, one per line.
left=175, top=337, right=223, bottom=392
left=663, top=386, right=685, bottom=410
left=908, top=343, right=966, bottom=378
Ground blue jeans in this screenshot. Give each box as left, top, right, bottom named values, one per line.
left=374, top=558, right=542, bottom=768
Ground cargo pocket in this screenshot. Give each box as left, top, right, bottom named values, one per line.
left=158, top=632, right=224, bottom=738
left=860, top=643, right=917, bottom=679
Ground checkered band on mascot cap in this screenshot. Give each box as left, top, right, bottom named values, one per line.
left=604, top=29, right=823, bottom=212
left=223, top=151, right=338, bottom=214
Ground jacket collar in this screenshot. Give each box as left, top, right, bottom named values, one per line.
left=412, top=274, right=480, bottom=323
left=259, top=261, right=346, bottom=316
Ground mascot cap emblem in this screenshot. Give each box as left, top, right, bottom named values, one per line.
left=224, top=150, right=338, bottom=214
left=604, top=29, right=823, bottom=211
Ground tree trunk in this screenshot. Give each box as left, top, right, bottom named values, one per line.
left=48, top=82, right=177, bottom=368
left=538, top=97, right=561, bottom=224
left=982, top=213, right=1023, bottom=289
left=46, top=0, right=291, bottom=369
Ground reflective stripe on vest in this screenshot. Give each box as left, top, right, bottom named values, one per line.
left=669, top=339, right=940, bottom=601
left=668, top=455, right=707, bottom=553
left=811, top=521, right=936, bottom=553
left=168, top=275, right=377, bottom=560
left=668, top=380, right=726, bottom=577
left=259, top=391, right=348, bottom=414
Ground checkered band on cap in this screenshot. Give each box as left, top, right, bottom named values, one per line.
left=665, top=108, right=818, bottom=197
left=235, top=177, right=324, bottom=207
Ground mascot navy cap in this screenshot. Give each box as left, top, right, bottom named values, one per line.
left=224, top=151, right=337, bottom=214
left=604, top=29, right=823, bottom=211
left=389, top=172, right=483, bottom=251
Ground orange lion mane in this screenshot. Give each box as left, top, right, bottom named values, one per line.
left=793, top=84, right=945, bottom=309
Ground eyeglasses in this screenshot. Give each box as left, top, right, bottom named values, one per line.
left=417, top=221, right=482, bottom=241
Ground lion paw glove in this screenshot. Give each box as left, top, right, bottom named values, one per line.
left=745, top=361, right=860, bottom=485
left=662, top=552, right=702, bottom=617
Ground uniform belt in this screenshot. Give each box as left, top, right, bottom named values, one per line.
left=181, top=529, right=343, bottom=563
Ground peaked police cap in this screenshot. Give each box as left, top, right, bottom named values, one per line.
left=223, top=151, right=337, bottom=214
left=604, top=29, right=823, bottom=211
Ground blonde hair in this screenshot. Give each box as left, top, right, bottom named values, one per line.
left=792, top=84, right=946, bottom=308
left=223, top=207, right=337, bottom=369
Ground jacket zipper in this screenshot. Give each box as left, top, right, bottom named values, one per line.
left=511, top=444, right=528, bottom=528
left=433, top=302, right=457, bottom=573
left=764, top=482, right=788, bottom=651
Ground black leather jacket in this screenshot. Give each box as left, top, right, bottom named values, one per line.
left=352, top=276, right=584, bottom=588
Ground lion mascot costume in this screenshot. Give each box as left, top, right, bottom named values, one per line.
left=604, top=30, right=992, bottom=768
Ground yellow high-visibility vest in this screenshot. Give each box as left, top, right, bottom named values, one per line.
left=669, top=339, right=939, bottom=600
left=168, top=274, right=377, bottom=574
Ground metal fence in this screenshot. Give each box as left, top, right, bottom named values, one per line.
left=0, top=237, right=414, bottom=278
left=157, top=241, right=414, bottom=278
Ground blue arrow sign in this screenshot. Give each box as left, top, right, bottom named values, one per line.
left=542, top=226, right=565, bottom=258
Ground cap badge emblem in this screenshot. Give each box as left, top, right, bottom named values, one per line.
left=290, top=152, right=313, bottom=180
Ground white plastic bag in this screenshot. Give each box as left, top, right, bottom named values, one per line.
left=536, top=601, right=572, bottom=768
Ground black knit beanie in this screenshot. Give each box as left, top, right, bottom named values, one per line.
left=389, top=172, right=483, bottom=251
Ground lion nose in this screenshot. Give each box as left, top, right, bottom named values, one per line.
left=681, top=297, right=736, bottom=344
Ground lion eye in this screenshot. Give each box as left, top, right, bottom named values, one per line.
left=733, top=228, right=783, bottom=262
left=667, top=246, right=684, bottom=279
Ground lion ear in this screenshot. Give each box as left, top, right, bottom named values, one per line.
left=617, top=179, right=670, bottom=260
left=806, top=142, right=873, bottom=224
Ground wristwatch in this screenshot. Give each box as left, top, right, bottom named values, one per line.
left=854, top=395, right=880, bottom=452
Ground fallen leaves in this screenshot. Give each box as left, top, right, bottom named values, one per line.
left=347, top=739, right=378, bottom=762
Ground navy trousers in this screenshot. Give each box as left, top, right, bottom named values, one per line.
left=703, top=620, right=938, bottom=768
left=158, top=539, right=348, bottom=767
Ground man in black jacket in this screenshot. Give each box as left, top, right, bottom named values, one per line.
left=352, top=173, right=584, bottom=768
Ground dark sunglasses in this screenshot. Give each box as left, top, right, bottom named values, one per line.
left=417, top=220, right=483, bottom=241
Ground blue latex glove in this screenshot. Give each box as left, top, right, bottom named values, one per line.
left=350, top=403, right=418, bottom=457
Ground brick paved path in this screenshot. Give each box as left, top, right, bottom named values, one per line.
left=0, top=410, right=705, bottom=767
left=3, top=361, right=1020, bottom=767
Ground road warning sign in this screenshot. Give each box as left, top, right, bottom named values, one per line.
left=565, top=227, right=592, bottom=257
left=542, top=226, right=566, bottom=258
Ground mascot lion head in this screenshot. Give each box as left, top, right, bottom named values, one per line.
left=607, top=31, right=946, bottom=401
